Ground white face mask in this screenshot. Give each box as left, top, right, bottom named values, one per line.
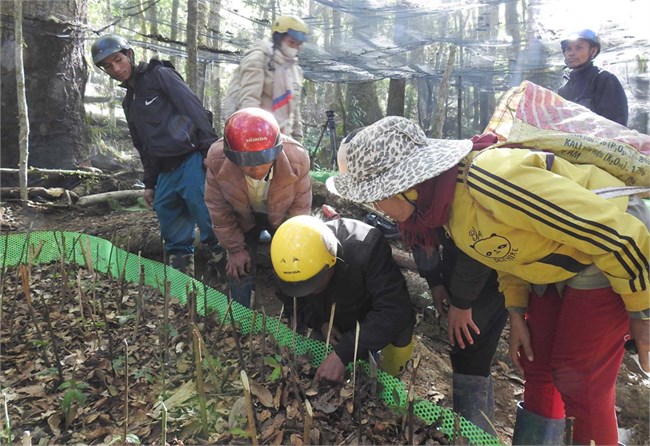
left=280, top=42, right=299, bottom=58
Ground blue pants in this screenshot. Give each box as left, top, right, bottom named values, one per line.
left=228, top=214, right=270, bottom=307
left=153, top=152, right=218, bottom=255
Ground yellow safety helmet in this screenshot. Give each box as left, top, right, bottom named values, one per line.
left=271, top=15, right=309, bottom=42
left=271, top=215, right=337, bottom=297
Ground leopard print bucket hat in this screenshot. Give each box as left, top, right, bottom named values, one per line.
left=326, top=116, right=473, bottom=203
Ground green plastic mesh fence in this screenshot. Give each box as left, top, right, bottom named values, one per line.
left=0, top=231, right=501, bottom=445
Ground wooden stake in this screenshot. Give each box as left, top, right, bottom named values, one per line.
left=325, top=302, right=337, bottom=355
left=161, top=402, right=168, bottom=446
left=303, top=399, right=313, bottom=446
left=351, top=322, right=361, bottom=408
left=249, top=309, right=258, bottom=362
left=192, top=325, right=209, bottom=438
left=240, top=370, right=259, bottom=445
left=260, top=309, right=267, bottom=382
left=123, top=339, right=129, bottom=444
left=368, top=352, right=378, bottom=397
left=228, top=302, right=246, bottom=371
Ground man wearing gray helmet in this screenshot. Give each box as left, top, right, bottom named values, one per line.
left=91, top=34, right=223, bottom=277
left=558, top=29, right=628, bottom=126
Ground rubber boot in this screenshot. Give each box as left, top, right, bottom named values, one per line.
left=511, top=401, right=565, bottom=445
left=207, top=246, right=227, bottom=283
left=452, top=373, right=497, bottom=436
left=228, top=274, right=255, bottom=308
left=169, top=253, right=195, bottom=277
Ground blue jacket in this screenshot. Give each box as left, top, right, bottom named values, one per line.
left=558, top=62, right=628, bottom=126
left=122, top=59, right=217, bottom=188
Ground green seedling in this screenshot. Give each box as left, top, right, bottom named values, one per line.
left=2, top=392, right=13, bottom=444
left=133, top=367, right=155, bottom=384
left=58, top=380, right=89, bottom=426
left=263, top=354, right=283, bottom=382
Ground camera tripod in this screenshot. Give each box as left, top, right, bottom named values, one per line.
left=313, top=110, right=338, bottom=170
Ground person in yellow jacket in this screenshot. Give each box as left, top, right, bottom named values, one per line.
left=223, top=15, right=308, bottom=141
left=326, top=116, right=650, bottom=445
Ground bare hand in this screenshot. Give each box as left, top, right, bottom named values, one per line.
left=143, top=189, right=155, bottom=208
left=629, top=318, right=650, bottom=373
left=508, top=312, right=533, bottom=375
left=448, top=305, right=480, bottom=349
left=314, top=352, right=346, bottom=384
left=320, top=323, right=343, bottom=346
left=226, top=250, right=251, bottom=279
left=430, top=285, right=450, bottom=321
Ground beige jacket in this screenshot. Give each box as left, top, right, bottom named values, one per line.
left=223, top=40, right=304, bottom=140
left=204, top=135, right=312, bottom=253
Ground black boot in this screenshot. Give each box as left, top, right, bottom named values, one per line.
left=169, top=253, right=195, bottom=277
left=452, top=372, right=497, bottom=436
left=512, top=401, right=565, bottom=445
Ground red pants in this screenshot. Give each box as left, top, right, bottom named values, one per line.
left=521, top=286, right=628, bottom=445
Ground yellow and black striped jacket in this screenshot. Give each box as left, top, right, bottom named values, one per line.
left=446, top=148, right=649, bottom=313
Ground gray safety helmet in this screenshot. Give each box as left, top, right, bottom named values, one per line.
left=91, top=34, right=132, bottom=66
left=561, top=29, right=601, bottom=58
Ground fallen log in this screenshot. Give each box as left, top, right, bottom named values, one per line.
left=77, top=189, right=144, bottom=207
left=0, top=167, right=109, bottom=178
left=0, top=187, right=78, bottom=203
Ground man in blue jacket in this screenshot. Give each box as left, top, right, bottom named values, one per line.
left=91, top=34, right=223, bottom=276
left=558, top=29, right=628, bottom=126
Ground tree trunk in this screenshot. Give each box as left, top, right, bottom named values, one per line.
left=186, top=0, right=199, bottom=92
left=14, top=0, right=29, bottom=201
left=170, top=0, right=180, bottom=67
left=432, top=45, right=456, bottom=138
left=207, top=0, right=222, bottom=125
left=1, top=0, right=90, bottom=183
left=345, top=82, right=383, bottom=129
left=386, top=79, right=406, bottom=117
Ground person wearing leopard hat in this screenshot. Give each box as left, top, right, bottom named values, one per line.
left=326, top=116, right=650, bottom=445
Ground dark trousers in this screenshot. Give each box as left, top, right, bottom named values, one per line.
left=450, top=289, right=507, bottom=377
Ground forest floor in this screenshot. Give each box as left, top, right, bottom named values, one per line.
left=1, top=185, right=649, bottom=445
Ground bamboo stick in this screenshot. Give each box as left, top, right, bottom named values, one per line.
left=192, top=325, right=209, bottom=438
left=240, top=370, right=259, bottom=445
left=303, top=399, right=313, bottom=446
left=325, top=302, right=337, bottom=355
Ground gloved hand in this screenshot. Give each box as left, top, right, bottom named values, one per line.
left=226, top=249, right=251, bottom=279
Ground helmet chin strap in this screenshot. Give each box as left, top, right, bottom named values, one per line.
left=263, top=161, right=275, bottom=181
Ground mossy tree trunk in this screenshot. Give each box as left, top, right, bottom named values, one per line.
left=0, top=0, right=90, bottom=183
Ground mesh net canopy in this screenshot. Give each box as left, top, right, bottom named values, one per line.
left=125, top=0, right=649, bottom=100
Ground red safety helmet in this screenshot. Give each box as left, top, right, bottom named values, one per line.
left=224, top=108, right=282, bottom=166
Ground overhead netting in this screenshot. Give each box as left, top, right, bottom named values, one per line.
left=119, top=0, right=649, bottom=99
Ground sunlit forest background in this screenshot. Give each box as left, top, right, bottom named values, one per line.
left=1, top=0, right=648, bottom=173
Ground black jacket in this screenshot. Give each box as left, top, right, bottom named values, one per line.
left=122, top=60, right=218, bottom=188
left=413, top=227, right=499, bottom=310
left=302, top=218, right=415, bottom=365
left=557, top=62, right=628, bottom=126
